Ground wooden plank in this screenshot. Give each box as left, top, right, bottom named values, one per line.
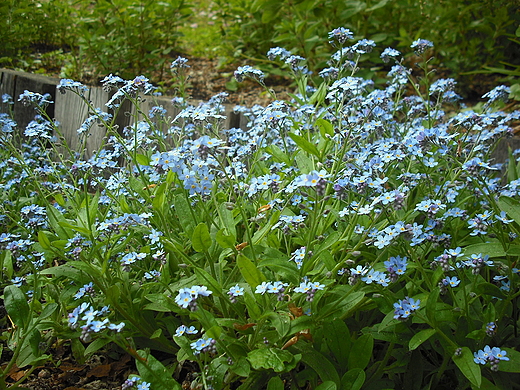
left=87, top=87, right=111, bottom=158
left=0, top=69, right=17, bottom=115
left=0, top=69, right=250, bottom=157
left=54, top=85, right=90, bottom=158
left=13, top=71, right=59, bottom=131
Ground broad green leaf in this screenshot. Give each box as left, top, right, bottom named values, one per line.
left=316, top=118, right=334, bottom=138
left=315, top=381, right=337, bottom=390
left=2, top=251, right=13, bottom=279
left=247, top=347, right=295, bottom=373
left=265, top=144, right=291, bottom=166
left=269, top=312, right=291, bottom=338
left=348, top=334, right=373, bottom=370
left=4, top=285, right=30, bottom=328
left=289, top=132, right=320, bottom=157
left=463, top=242, right=506, bottom=258
left=144, top=293, right=179, bottom=312
left=244, top=292, right=262, bottom=320
left=58, top=221, right=91, bottom=236
left=68, top=260, right=102, bottom=280
left=230, top=356, right=251, bottom=377
left=136, top=349, right=181, bottom=389
left=39, top=264, right=85, bottom=282
left=498, top=196, right=520, bottom=226
left=219, top=202, right=236, bottom=237
left=297, top=345, right=341, bottom=386
left=192, top=222, right=212, bottom=252
left=46, top=205, right=73, bottom=239
left=173, top=193, right=195, bottom=236
left=499, top=348, right=520, bottom=372
left=317, top=287, right=365, bottom=321
left=453, top=347, right=481, bottom=388
left=267, top=376, right=284, bottom=390
left=216, top=228, right=235, bottom=249
left=237, top=253, right=266, bottom=288
left=475, top=282, right=506, bottom=299
left=309, top=83, right=328, bottom=107
left=152, top=182, right=167, bottom=212
left=136, top=153, right=150, bottom=166
left=341, top=368, right=365, bottom=390
left=322, top=319, right=351, bottom=367
left=409, top=328, right=436, bottom=351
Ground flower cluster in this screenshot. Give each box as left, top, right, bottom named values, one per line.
left=122, top=376, right=151, bottom=390
left=67, top=303, right=125, bottom=342
left=393, top=297, right=421, bottom=320
left=473, top=345, right=509, bottom=371
left=175, top=285, right=213, bottom=310
left=255, top=281, right=288, bottom=300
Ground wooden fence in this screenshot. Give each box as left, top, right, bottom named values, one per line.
left=0, top=68, right=248, bottom=158
left=1, top=68, right=519, bottom=163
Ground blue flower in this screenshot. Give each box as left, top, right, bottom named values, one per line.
left=443, top=276, right=460, bottom=287
left=495, top=211, right=514, bottom=224
left=226, top=284, right=242, bottom=297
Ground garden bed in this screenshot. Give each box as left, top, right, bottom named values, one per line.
left=1, top=30, right=520, bottom=390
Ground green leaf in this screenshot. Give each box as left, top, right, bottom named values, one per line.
left=39, top=264, right=85, bottom=282
left=463, top=242, right=506, bottom=258
left=136, top=349, right=181, bottom=389
left=316, top=118, right=334, bottom=138
left=289, top=132, right=320, bottom=157
left=297, top=345, right=341, bottom=386
left=152, top=183, right=167, bottom=213
left=341, top=368, right=365, bottom=390
left=322, top=319, right=351, bottom=367
left=4, top=285, right=30, bottom=328
left=348, top=334, right=373, bottom=370
left=136, top=153, right=150, bottom=166
left=247, top=347, right=295, bottom=373
left=365, top=0, right=390, bottom=11
left=309, top=83, right=328, bottom=107
left=499, top=348, right=520, bottom=372
left=216, top=228, right=235, bottom=249
left=315, top=381, right=337, bottom=390
left=192, top=222, right=212, bottom=252
left=453, top=347, right=481, bottom=388
left=265, top=144, right=291, bottom=166
left=267, top=376, right=284, bottom=390
left=218, top=202, right=236, bottom=237
left=498, top=196, right=520, bottom=226
left=409, top=328, right=436, bottom=351
left=317, top=287, right=365, bottom=321
left=39, top=302, right=58, bottom=320
left=237, top=253, right=266, bottom=288
left=37, top=230, right=52, bottom=250
left=84, top=338, right=111, bottom=357
left=230, top=356, right=251, bottom=377
left=425, top=288, right=440, bottom=324
left=173, top=194, right=195, bottom=236
left=475, top=282, right=506, bottom=299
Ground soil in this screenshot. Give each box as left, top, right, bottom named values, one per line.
left=167, top=56, right=294, bottom=107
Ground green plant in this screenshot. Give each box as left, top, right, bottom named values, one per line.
left=1, top=33, right=520, bottom=389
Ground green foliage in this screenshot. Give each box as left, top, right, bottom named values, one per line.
left=0, top=0, right=191, bottom=81
left=2, top=31, right=520, bottom=389
left=214, top=0, right=520, bottom=95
